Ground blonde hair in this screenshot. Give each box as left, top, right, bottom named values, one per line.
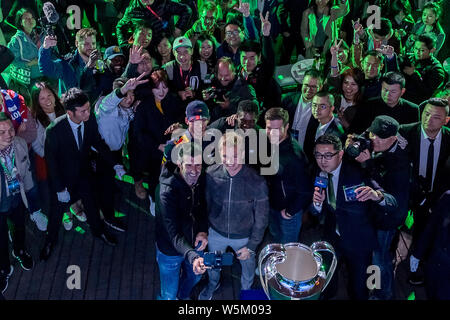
left=218, top=131, right=245, bottom=164
left=76, top=28, right=97, bottom=43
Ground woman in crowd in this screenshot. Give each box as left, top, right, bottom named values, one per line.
left=132, top=69, right=184, bottom=212
left=194, top=34, right=217, bottom=76
left=7, top=8, right=43, bottom=105
left=154, top=35, right=174, bottom=68
left=328, top=67, right=365, bottom=131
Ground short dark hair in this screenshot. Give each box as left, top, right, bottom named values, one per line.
left=364, top=50, right=385, bottom=64
left=372, top=18, right=392, bottom=37
left=15, top=8, right=33, bottom=31
left=313, top=91, right=335, bottom=107
left=303, top=68, right=323, bottom=83
left=417, top=33, right=437, bottom=50
left=224, top=18, right=242, bottom=31
left=425, top=97, right=449, bottom=115
left=381, top=71, right=406, bottom=89
left=62, top=88, right=89, bottom=112
left=176, top=142, right=203, bottom=164
left=0, top=112, right=12, bottom=123
left=237, top=100, right=259, bottom=115
left=240, top=40, right=261, bottom=55
left=264, top=107, right=289, bottom=126
left=423, top=2, right=441, bottom=20
left=315, top=134, right=343, bottom=151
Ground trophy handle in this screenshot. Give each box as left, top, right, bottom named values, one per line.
left=310, top=241, right=337, bottom=292
left=258, top=244, right=286, bottom=300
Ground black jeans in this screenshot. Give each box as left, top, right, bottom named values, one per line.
left=0, top=201, right=26, bottom=271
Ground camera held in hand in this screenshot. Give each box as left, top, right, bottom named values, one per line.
left=346, top=132, right=373, bottom=158
left=203, top=86, right=227, bottom=101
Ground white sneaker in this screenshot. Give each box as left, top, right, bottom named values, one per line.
left=30, top=210, right=48, bottom=231
left=62, top=212, right=73, bottom=231
left=149, top=195, right=155, bottom=217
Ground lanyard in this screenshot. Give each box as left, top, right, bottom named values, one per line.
left=146, top=5, right=162, bottom=21
left=179, top=65, right=192, bottom=88
left=0, top=149, right=16, bottom=179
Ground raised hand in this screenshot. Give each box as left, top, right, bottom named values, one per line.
left=234, top=0, right=250, bottom=17
left=330, top=38, right=343, bottom=56
left=260, top=12, right=271, bottom=37
left=86, top=49, right=101, bottom=69
left=376, top=44, right=395, bottom=59
left=121, top=72, right=149, bottom=94
left=43, top=35, right=58, bottom=49
left=129, top=45, right=144, bottom=64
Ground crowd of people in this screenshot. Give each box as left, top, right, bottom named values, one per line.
left=0, top=0, right=449, bottom=300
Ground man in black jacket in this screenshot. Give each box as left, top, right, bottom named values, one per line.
left=40, top=88, right=126, bottom=261
left=264, top=107, right=312, bottom=244
left=116, top=0, right=192, bottom=50
left=350, top=115, right=410, bottom=300
left=401, top=33, right=446, bottom=105
left=350, top=71, right=420, bottom=134
left=155, top=142, right=208, bottom=300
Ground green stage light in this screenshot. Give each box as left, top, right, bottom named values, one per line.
left=407, top=291, right=415, bottom=300
left=75, top=226, right=85, bottom=234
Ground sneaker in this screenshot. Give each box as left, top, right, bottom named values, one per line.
left=104, top=218, right=127, bottom=232
left=62, top=212, right=73, bottom=231
left=198, top=281, right=221, bottom=300
left=30, top=210, right=48, bottom=231
left=149, top=195, right=155, bottom=217
left=12, top=249, right=34, bottom=271
left=0, top=265, right=14, bottom=294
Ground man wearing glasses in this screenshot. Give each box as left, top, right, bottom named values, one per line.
left=217, top=19, right=245, bottom=67
left=311, top=134, right=395, bottom=300
left=281, top=69, right=323, bottom=149
left=303, top=91, right=345, bottom=162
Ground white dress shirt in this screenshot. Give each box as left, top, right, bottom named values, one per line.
left=292, top=96, right=312, bottom=147
left=315, top=117, right=335, bottom=141
left=419, top=127, right=442, bottom=190
left=67, top=116, right=84, bottom=149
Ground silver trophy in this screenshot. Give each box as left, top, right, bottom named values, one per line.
left=258, top=242, right=337, bottom=300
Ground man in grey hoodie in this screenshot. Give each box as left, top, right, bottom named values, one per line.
left=198, top=131, right=269, bottom=300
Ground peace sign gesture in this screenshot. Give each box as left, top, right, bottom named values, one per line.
left=330, top=38, right=343, bottom=56
left=234, top=0, right=250, bottom=18
left=121, top=71, right=150, bottom=95
left=260, top=12, right=271, bottom=37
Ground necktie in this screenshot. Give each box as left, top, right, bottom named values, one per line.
left=77, top=125, right=83, bottom=150
left=425, top=138, right=435, bottom=191
left=327, top=173, right=336, bottom=210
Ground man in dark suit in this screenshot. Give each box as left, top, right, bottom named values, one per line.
left=281, top=69, right=323, bottom=149
left=40, top=88, right=126, bottom=261
left=398, top=97, right=450, bottom=285
left=311, top=134, right=397, bottom=300
left=303, top=91, right=345, bottom=163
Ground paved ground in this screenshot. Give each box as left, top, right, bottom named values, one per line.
left=3, top=179, right=427, bottom=300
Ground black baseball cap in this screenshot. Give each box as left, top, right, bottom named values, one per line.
left=368, top=115, right=399, bottom=139
left=186, top=100, right=210, bottom=121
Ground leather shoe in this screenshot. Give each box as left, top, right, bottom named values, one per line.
left=40, top=242, right=54, bottom=261
left=98, top=232, right=117, bottom=246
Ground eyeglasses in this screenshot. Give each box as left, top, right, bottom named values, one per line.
left=225, top=30, right=240, bottom=36
left=314, top=151, right=339, bottom=160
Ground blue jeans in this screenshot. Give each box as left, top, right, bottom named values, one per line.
left=198, top=227, right=255, bottom=300
left=269, top=208, right=303, bottom=244
left=372, top=229, right=396, bottom=300
left=155, top=245, right=202, bottom=300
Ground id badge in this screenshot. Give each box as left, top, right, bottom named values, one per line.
left=343, top=183, right=365, bottom=202
left=7, top=178, right=20, bottom=195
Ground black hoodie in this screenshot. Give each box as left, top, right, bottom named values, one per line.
left=0, top=46, right=14, bottom=89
